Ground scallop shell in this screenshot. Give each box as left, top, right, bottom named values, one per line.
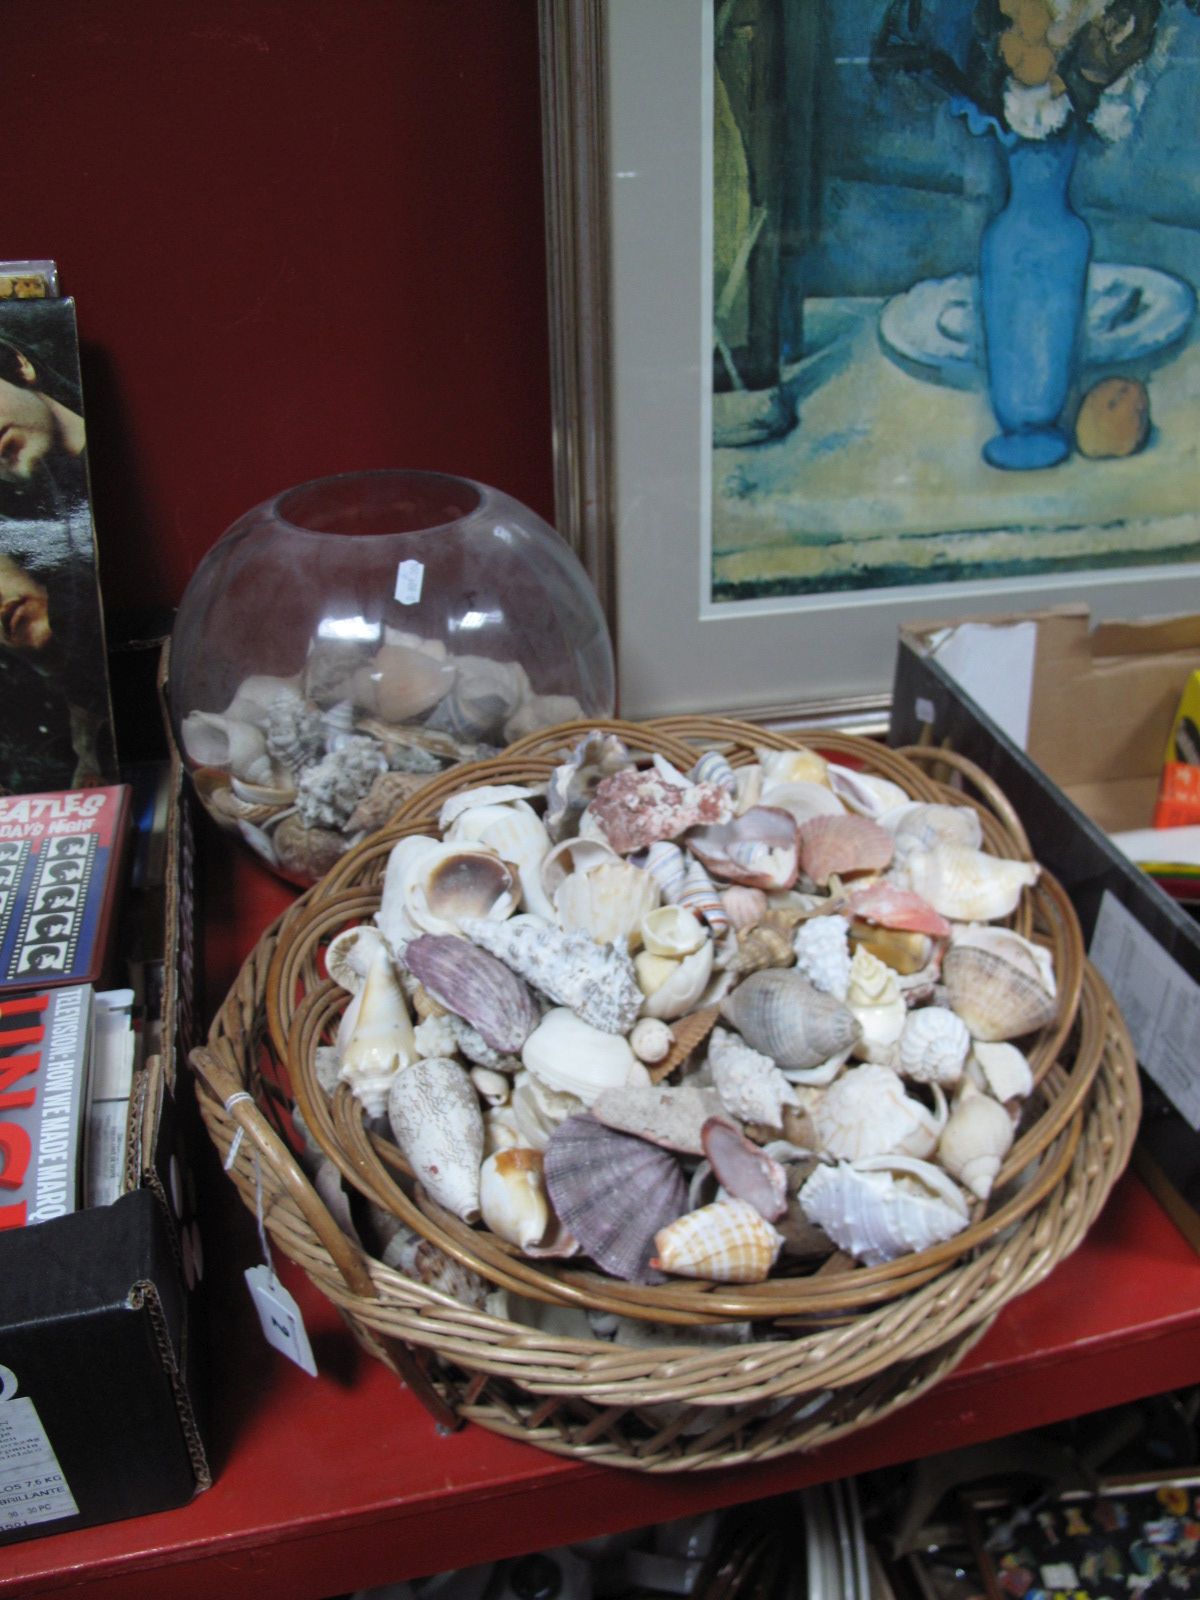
left=811, top=1063, right=946, bottom=1161
left=444, top=798, right=555, bottom=921
left=461, top=913, right=642, bottom=1034
left=386, top=1056, right=484, bottom=1223
left=937, top=1080, right=1015, bottom=1200
left=479, top=1148, right=552, bottom=1250
left=651, top=1198, right=783, bottom=1284
left=940, top=927, right=1057, bottom=1041
left=588, top=761, right=734, bottom=854
left=543, top=1115, right=688, bottom=1282
left=539, top=836, right=622, bottom=902
left=797, top=813, right=894, bottom=886
left=555, top=858, right=661, bottom=946
left=895, top=844, right=1039, bottom=923
left=403, top=932, right=541, bottom=1053
left=792, top=914, right=853, bottom=999
left=720, top=885, right=768, bottom=930
left=337, top=943, right=419, bottom=1117
left=405, top=842, right=519, bottom=936
left=798, top=1155, right=970, bottom=1266
left=708, top=1026, right=801, bottom=1130
left=719, top=968, right=860, bottom=1071
left=686, top=806, right=799, bottom=891
left=891, top=1005, right=970, bottom=1086
left=701, top=1119, right=788, bottom=1221
left=521, top=1006, right=650, bottom=1104
left=590, top=1084, right=727, bottom=1155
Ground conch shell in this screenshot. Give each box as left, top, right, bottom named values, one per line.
left=894, top=844, right=1038, bottom=922
left=937, top=1080, right=1015, bottom=1200
left=461, top=913, right=644, bottom=1035
left=337, top=944, right=418, bottom=1117
left=798, top=1155, right=970, bottom=1266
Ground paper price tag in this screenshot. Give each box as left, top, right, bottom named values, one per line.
left=245, top=1266, right=318, bottom=1376
left=0, top=1365, right=78, bottom=1530
left=394, top=559, right=425, bottom=605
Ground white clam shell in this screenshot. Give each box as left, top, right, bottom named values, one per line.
left=404, top=841, right=519, bottom=936
left=479, top=1148, right=552, bottom=1250
left=895, top=844, right=1039, bottom=922
left=386, top=1056, right=484, bottom=1223
left=937, top=1080, right=1015, bottom=1199
left=337, top=944, right=418, bottom=1118
left=445, top=798, right=555, bottom=920
left=521, top=1007, right=650, bottom=1105
left=811, top=1063, right=947, bottom=1161
left=376, top=833, right=439, bottom=954
left=826, top=764, right=909, bottom=819
left=798, top=1154, right=970, bottom=1266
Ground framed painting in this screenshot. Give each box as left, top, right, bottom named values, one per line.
left=540, top=1, right=1200, bottom=723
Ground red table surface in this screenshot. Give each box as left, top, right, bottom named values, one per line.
left=5, top=843, right=1200, bottom=1600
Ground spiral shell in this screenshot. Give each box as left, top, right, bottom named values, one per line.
left=719, top=968, right=860, bottom=1071
left=461, top=913, right=644, bottom=1034
left=891, top=1005, right=970, bottom=1086
left=937, top=1080, right=1015, bottom=1200
left=708, top=1026, right=801, bottom=1129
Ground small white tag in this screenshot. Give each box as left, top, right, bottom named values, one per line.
left=914, top=696, right=935, bottom=726
left=394, top=559, right=425, bottom=605
left=0, top=1365, right=79, bottom=1530
left=245, top=1266, right=318, bottom=1376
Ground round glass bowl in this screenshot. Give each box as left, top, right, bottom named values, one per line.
left=168, top=470, right=615, bottom=885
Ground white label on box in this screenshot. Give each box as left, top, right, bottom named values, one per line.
left=0, top=1367, right=78, bottom=1530
left=245, top=1267, right=317, bottom=1376
left=394, top=559, right=425, bottom=605
left=1091, top=891, right=1200, bottom=1129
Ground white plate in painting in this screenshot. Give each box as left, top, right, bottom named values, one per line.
left=879, top=264, right=1196, bottom=385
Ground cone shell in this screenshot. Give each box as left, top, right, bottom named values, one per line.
left=403, top=932, right=540, bottom=1054
left=479, top=1148, right=552, bottom=1250
left=337, top=944, right=418, bottom=1118
left=386, top=1056, right=484, bottom=1223
left=543, top=1115, right=688, bottom=1282
left=798, top=1155, right=970, bottom=1266
left=797, top=813, right=894, bottom=886
left=721, top=968, right=858, bottom=1071
left=652, top=1198, right=783, bottom=1283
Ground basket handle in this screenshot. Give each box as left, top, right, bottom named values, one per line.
left=190, top=1040, right=463, bottom=1432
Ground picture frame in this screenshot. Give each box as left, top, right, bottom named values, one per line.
left=538, top=1, right=1200, bottom=725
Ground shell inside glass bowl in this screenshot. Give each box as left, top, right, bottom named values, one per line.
left=167, top=470, right=614, bottom=884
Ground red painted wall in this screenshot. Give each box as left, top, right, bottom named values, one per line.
left=4, top=1, right=553, bottom=628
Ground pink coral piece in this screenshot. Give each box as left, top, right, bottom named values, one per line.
left=590, top=767, right=733, bottom=854
left=843, top=881, right=952, bottom=939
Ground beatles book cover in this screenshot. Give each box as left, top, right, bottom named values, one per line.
left=0, top=985, right=95, bottom=1231
left=0, top=786, right=131, bottom=993
left=0, top=284, right=117, bottom=793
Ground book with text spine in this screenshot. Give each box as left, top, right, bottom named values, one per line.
left=0, top=785, right=131, bottom=993
left=0, top=985, right=94, bottom=1231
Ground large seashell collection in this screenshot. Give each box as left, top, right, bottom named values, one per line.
left=179, top=629, right=584, bottom=883
left=317, top=732, right=1057, bottom=1293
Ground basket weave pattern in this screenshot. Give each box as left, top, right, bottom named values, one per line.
left=193, top=719, right=1140, bottom=1471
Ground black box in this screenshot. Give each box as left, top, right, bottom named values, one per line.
left=890, top=611, right=1200, bottom=1251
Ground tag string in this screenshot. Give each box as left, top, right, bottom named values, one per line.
left=222, top=1091, right=274, bottom=1282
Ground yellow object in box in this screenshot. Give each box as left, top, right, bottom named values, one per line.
left=1154, top=669, right=1200, bottom=828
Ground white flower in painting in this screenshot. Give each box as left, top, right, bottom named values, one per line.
left=1045, top=0, right=1111, bottom=52
left=1004, top=80, right=1073, bottom=140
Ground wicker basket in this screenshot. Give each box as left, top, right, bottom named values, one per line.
left=192, top=718, right=1140, bottom=1471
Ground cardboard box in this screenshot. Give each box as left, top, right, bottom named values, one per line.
left=0, top=758, right=209, bottom=1544
left=890, top=605, right=1200, bottom=1251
